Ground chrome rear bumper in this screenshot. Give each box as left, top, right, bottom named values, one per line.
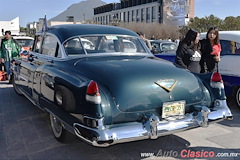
left=73, top=100, right=232, bottom=147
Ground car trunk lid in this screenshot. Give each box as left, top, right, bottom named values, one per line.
left=74, top=55, right=206, bottom=112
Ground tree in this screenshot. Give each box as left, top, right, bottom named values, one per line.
left=180, top=14, right=240, bottom=36
left=222, top=16, right=240, bottom=30
left=186, top=15, right=223, bottom=33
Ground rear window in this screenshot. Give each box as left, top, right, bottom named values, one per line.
left=15, top=39, right=33, bottom=47
left=63, top=35, right=148, bottom=56
left=220, top=40, right=240, bottom=55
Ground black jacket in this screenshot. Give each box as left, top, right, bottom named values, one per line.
left=175, top=29, right=202, bottom=73
left=175, top=41, right=202, bottom=73
left=200, top=39, right=217, bottom=73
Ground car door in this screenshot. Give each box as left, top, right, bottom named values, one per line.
left=16, top=55, right=32, bottom=96
left=29, top=34, right=62, bottom=105
left=16, top=35, right=42, bottom=97
left=219, top=39, right=240, bottom=76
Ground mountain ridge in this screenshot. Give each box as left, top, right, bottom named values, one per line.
left=49, top=0, right=106, bottom=22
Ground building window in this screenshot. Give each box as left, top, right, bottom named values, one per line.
left=146, top=7, right=150, bottom=23
left=120, top=12, right=123, bottom=22
left=141, top=8, right=145, bottom=22
left=123, top=12, right=126, bottom=22
left=158, top=6, right=162, bottom=23
left=128, top=11, right=130, bottom=22
left=106, top=15, right=108, bottom=24
left=152, top=6, right=156, bottom=22
left=132, top=10, right=135, bottom=22
left=136, top=9, right=140, bottom=22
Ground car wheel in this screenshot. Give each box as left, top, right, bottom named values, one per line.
left=54, top=85, right=76, bottom=112
left=49, top=113, right=70, bottom=142
left=235, top=87, right=240, bottom=108
left=12, top=74, right=23, bottom=96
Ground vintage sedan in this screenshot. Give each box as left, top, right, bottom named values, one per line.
left=12, top=24, right=232, bottom=147
left=150, top=40, right=177, bottom=53
left=13, top=36, right=34, bottom=52
left=150, top=40, right=177, bottom=62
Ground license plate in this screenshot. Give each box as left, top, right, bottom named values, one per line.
left=162, top=101, right=185, bottom=118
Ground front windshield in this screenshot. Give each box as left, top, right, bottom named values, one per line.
left=63, top=35, right=148, bottom=56
left=15, top=39, right=34, bottom=47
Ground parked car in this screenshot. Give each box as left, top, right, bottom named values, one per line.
left=13, top=36, right=34, bottom=51
left=150, top=40, right=177, bottom=62
left=201, top=31, right=240, bottom=108
left=13, top=36, right=34, bottom=57
left=12, top=24, right=232, bottom=147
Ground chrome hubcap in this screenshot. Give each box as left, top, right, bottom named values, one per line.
left=55, top=91, right=63, bottom=105
left=50, top=114, right=62, bottom=138
left=237, top=89, right=240, bottom=106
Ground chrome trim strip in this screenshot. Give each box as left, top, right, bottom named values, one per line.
left=19, top=75, right=28, bottom=82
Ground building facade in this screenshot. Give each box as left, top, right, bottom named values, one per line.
left=0, top=17, right=20, bottom=35
left=93, top=0, right=194, bottom=26
left=28, top=17, right=83, bottom=32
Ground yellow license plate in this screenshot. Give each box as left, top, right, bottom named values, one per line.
left=162, top=101, right=185, bottom=118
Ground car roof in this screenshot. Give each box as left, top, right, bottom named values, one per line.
left=40, top=24, right=139, bottom=43
left=201, top=31, right=240, bottom=43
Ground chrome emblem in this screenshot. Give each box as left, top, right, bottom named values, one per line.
left=155, top=79, right=178, bottom=92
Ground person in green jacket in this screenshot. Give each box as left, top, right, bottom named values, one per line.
left=0, top=31, right=20, bottom=80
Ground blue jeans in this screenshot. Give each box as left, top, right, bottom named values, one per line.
left=5, top=60, right=11, bottom=77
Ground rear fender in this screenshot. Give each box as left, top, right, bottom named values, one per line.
left=194, top=73, right=226, bottom=101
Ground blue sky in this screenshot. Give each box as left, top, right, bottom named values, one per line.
left=0, top=0, right=239, bottom=27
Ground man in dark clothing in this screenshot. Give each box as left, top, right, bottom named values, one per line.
left=175, top=29, right=201, bottom=73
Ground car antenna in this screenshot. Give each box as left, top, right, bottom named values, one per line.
left=42, top=14, right=49, bottom=33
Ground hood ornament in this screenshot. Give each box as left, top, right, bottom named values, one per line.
left=155, top=79, right=178, bottom=92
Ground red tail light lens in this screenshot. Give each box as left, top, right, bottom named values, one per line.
left=86, top=80, right=101, bottom=104
left=87, top=80, right=100, bottom=95
left=211, top=72, right=222, bottom=82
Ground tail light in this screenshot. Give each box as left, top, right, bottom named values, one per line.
left=211, top=72, right=223, bottom=82
left=86, top=80, right=101, bottom=104
left=210, top=72, right=224, bottom=89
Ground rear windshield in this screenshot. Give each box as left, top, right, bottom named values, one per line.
left=63, top=35, right=148, bottom=56
left=15, top=39, right=34, bottom=47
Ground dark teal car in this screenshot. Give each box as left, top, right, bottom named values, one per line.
left=12, top=24, right=232, bottom=147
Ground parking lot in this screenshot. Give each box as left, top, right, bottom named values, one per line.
left=0, top=81, right=240, bottom=160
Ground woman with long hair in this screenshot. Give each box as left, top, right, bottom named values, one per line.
left=200, top=27, right=221, bottom=73
left=175, top=29, right=201, bottom=73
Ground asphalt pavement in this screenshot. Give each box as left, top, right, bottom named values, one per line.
left=0, top=81, right=240, bottom=160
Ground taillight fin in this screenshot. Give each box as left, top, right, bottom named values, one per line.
left=86, top=80, right=101, bottom=104
left=211, top=72, right=222, bottom=82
